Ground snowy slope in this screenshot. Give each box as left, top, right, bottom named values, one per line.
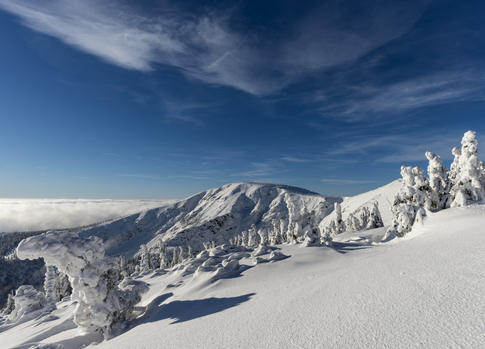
left=321, top=179, right=401, bottom=228
left=79, top=182, right=341, bottom=256
left=3, top=204, right=484, bottom=348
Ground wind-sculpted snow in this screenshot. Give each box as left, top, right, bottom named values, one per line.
left=80, top=183, right=341, bottom=257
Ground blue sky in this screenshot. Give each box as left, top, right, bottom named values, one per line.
left=0, top=0, right=485, bottom=199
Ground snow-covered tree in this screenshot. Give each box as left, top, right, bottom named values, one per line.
left=387, top=166, right=429, bottom=237
left=171, top=247, right=179, bottom=267
left=293, top=222, right=302, bottom=241
left=449, top=131, right=485, bottom=207
left=257, top=228, right=268, bottom=246
left=366, top=202, right=383, bottom=229
left=271, top=219, right=283, bottom=245
left=139, top=244, right=150, bottom=272
left=43, top=266, right=59, bottom=310
left=2, top=292, right=15, bottom=316
left=345, top=213, right=360, bottom=232
left=16, top=231, right=144, bottom=337
left=247, top=225, right=258, bottom=247
left=332, top=202, right=345, bottom=234
left=279, top=219, right=288, bottom=243
left=425, top=152, right=449, bottom=210
left=8, top=285, right=45, bottom=321
left=241, top=230, right=249, bottom=247
left=320, top=228, right=333, bottom=247
left=286, top=222, right=294, bottom=243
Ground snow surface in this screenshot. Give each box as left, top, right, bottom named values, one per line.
left=0, top=199, right=174, bottom=233
left=2, top=203, right=485, bottom=348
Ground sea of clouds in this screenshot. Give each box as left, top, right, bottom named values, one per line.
left=0, top=199, right=173, bottom=233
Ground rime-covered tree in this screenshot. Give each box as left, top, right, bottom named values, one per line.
left=247, top=225, right=258, bottom=247
left=43, top=266, right=59, bottom=310
left=293, top=222, right=302, bottom=241
left=2, top=292, right=15, bottom=316
left=320, top=228, right=333, bottom=247
left=257, top=228, right=268, bottom=246
left=333, top=202, right=345, bottom=234
left=279, top=219, right=288, bottom=243
left=241, top=230, right=249, bottom=247
left=426, top=152, right=449, bottom=210
left=387, top=166, right=429, bottom=237
left=16, top=231, right=144, bottom=337
left=171, top=247, right=179, bottom=267
left=345, top=213, right=360, bottom=232
left=366, top=202, right=383, bottom=229
left=8, top=285, right=45, bottom=321
left=139, top=244, right=150, bottom=272
left=449, top=131, right=485, bottom=207
left=286, top=222, right=294, bottom=242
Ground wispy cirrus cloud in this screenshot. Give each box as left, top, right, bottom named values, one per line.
left=317, top=71, right=485, bottom=120
left=0, top=0, right=429, bottom=96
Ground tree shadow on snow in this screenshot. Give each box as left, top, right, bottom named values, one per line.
left=136, top=292, right=255, bottom=326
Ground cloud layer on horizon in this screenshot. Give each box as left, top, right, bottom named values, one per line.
left=0, top=199, right=173, bottom=233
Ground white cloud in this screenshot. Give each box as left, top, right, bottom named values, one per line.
left=0, top=0, right=428, bottom=96
left=0, top=199, right=173, bottom=233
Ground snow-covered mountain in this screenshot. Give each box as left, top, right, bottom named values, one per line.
left=79, top=182, right=342, bottom=257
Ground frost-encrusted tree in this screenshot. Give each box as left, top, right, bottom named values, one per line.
left=139, top=244, right=150, bottom=272
left=2, top=292, right=15, bottom=316
left=8, top=285, right=45, bottom=321
left=449, top=131, right=485, bottom=207
left=257, top=228, right=268, bottom=246
left=279, top=219, right=288, bottom=243
left=247, top=225, right=258, bottom=247
left=387, top=166, right=430, bottom=237
left=425, top=152, right=449, bottom=210
left=323, top=202, right=346, bottom=235
left=367, top=202, right=383, bottom=229
left=16, top=231, right=144, bottom=337
left=320, top=228, right=333, bottom=247
left=270, top=219, right=283, bottom=245
left=334, top=202, right=344, bottom=234
left=44, top=266, right=59, bottom=310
